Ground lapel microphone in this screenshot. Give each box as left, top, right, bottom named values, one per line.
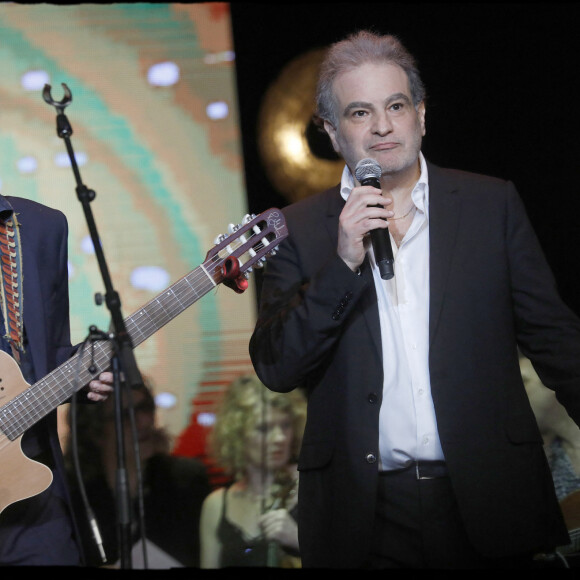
left=354, top=158, right=395, bottom=280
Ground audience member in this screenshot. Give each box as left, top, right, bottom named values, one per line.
left=521, top=355, right=580, bottom=561
left=199, top=374, right=306, bottom=568
left=65, top=378, right=211, bottom=568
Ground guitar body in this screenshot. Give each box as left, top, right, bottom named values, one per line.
left=0, top=351, right=53, bottom=514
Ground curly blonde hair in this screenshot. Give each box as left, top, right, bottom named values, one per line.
left=209, top=374, right=307, bottom=480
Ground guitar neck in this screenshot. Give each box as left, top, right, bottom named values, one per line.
left=0, top=207, right=288, bottom=442
left=124, top=263, right=218, bottom=350
left=0, top=263, right=217, bottom=441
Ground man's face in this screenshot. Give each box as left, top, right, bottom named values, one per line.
left=324, top=62, right=426, bottom=181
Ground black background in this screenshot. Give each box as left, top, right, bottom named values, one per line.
left=230, top=3, right=580, bottom=316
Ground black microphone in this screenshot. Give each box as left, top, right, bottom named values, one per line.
left=354, top=158, right=394, bottom=280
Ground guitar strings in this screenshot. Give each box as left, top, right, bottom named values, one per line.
left=0, top=225, right=274, bottom=438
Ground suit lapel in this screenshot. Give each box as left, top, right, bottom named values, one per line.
left=19, top=212, right=49, bottom=379
left=428, top=164, right=462, bottom=347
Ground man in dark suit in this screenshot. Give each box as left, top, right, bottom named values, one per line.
left=0, top=194, right=113, bottom=565
left=249, top=30, right=580, bottom=568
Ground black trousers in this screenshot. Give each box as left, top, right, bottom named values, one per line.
left=364, top=463, right=541, bottom=569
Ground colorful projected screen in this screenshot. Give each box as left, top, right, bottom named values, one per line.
left=0, top=3, right=256, bottom=447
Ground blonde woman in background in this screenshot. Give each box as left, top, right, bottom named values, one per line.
left=200, top=374, right=306, bottom=568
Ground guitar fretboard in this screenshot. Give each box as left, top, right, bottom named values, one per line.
left=0, top=263, right=217, bottom=440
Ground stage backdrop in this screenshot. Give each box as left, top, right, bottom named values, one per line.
left=0, top=3, right=256, bottom=452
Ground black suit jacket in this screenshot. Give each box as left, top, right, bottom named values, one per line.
left=250, top=163, right=580, bottom=568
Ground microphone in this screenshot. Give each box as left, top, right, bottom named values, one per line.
left=354, top=158, right=394, bottom=280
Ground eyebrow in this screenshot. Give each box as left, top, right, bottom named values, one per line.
left=342, top=92, right=413, bottom=117
left=386, top=92, right=412, bottom=106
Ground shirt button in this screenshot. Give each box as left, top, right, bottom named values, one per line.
left=422, top=436, right=429, bottom=445
left=367, top=392, right=378, bottom=404
left=365, top=452, right=377, bottom=464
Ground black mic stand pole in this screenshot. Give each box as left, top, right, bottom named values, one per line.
left=42, top=83, right=144, bottom=570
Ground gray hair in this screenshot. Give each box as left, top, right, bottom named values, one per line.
left=315, top=30, right=426, bottom=128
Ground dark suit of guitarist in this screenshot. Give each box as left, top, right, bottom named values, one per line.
left=0, top=195, right=111, bottom=565
left=249, top=31, right=580, bottom=568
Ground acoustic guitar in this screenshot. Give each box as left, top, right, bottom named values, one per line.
left=0, top=208, right=287, bottom=515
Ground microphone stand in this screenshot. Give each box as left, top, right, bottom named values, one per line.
left=42, top=83, right=144, bottom=569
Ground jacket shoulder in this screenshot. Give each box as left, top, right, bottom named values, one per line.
left=5, top=196, right=67, bottom=223
left=428, top=162, right=513, bottom=191
left=282, top=185, right=342, bottom=220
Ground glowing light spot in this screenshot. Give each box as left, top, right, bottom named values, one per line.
left=204, top=51, right=235, bottom=64
left=206, top=101, right=229, bottom=120
left=276, top=124, right=308, bottom=164
left=197, top=412, right=215, bottom=427
left=130, top=266, right=170, bottom=292
left=147, top=62, right=180, bottom=87
left=81, top=235, right=95, bottom=254
left=21, top=70, right=50, bottom=91
left=155, top=392, right=177, bottom=409
left=55, top=151, right=88, bottom=168
left=17, top=156, right=38, bottom=174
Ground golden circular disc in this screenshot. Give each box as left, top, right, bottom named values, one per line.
left=257, top=48, right=344, bottom=203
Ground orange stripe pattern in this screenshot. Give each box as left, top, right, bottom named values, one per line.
left=0, top=215, right=24, bottom=357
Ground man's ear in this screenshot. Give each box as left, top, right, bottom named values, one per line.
left=417, top=101, right=426, bottom=137
left=323, top=119, right=340, bottom=154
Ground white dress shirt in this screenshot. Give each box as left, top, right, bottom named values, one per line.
left=340, top=153, right=445, bottom=469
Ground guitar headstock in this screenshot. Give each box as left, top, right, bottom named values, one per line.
left=205, top=208, right=288, bottom=292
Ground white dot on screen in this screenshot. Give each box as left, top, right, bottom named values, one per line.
left=197, top=412, right=215, bottom=427
left=21, top=70, right=50, bottom=91
left=155, top=392, right=177, bottom=409
left=54, top=151, right=88, bottom=168
left=17, top=157, right=38, bottom=174
left=147, top=62, right=180, bottom=87
left=81, top=235, right=95, bottom=255
left=203, top=51, right=235, bottom=65
left=130, top=266, right=170, bottom=292
left=206, top=101, right=229, bottom=120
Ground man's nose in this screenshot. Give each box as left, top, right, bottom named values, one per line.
left=372, top=111, right=393, bottom=134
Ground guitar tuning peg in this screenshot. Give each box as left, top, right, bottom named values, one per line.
left=214, top=233, right=226, bottom=244
left=227, top=223, right=238, bottom=233
left=242, top=214, right=255, bottom=224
